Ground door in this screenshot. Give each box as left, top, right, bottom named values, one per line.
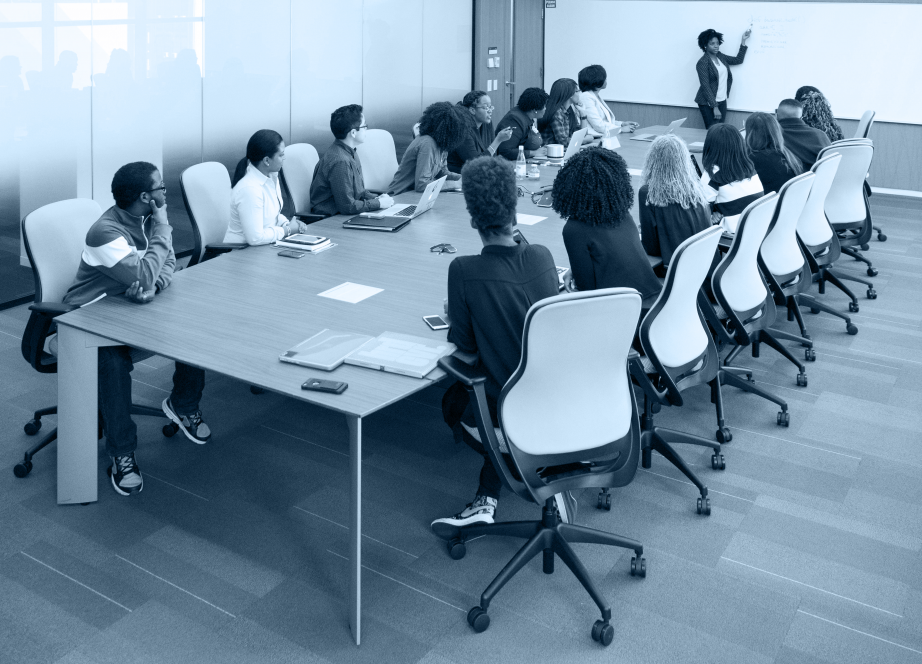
left=511, top=0, right=544, bottom=108
left=473, top=0, right=513, bottom=121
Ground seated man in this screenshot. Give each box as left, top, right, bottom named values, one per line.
left=432, top=156, right=574, bottom=530
left=310, top=104, right=393, bottom=216
left=494, top=87, right=549, bottom=161
left=776, top=98, right=831, bottom=171
left=63, top=162, right=210, bottom=496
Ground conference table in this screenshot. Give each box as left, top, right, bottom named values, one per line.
left=53, top=124, right=708, bottom=645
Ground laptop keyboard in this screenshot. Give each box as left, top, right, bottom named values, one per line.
left=394, top=205, right=416, bottom=217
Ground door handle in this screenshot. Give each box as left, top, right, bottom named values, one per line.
left=505, top=81, right=515, bottom=86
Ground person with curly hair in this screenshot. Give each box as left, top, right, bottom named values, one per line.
left=638, top=134, right=712, bottom=266
left=554, top=147, right=662, bottom=305
left=744, top=111, right=802, bottom=194
left=431, top=157, right=559, bottom=530
left=694, top=27, right=750, bottom=128
left=796, top=87, right=845, bottom=143
left=387, top=101, right=465, bottom=195
left=701, top=123, right=764, bottom=233
left=494, top=87, right=548, bottom=161
left=447, top=91, right=514, bottom=173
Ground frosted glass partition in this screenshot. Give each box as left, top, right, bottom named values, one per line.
left=422, top=0, right=472, bottom=109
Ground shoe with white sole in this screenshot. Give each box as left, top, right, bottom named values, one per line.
left=107, top=453, right=143, bottom=496
left=431, top=495, right=497, bottom=538
left=162, top=397, right=211, bottom=444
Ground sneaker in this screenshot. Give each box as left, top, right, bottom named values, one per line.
left=431, top=495, right=497, bottom=538
left=107, top=453, right=143, bottom=496
left=162, top=398, right=211, bottom=444
left=554, top=491, right=578, bottom=524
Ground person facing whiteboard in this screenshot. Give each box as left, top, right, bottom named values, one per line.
left=577, top=64, right=639, bottom=137
left=694, top=28, right=750, bottom=129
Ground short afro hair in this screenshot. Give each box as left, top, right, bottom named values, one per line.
left=112, top=162, right=158, bottom=210
left=330, top=104, right=363, bottom=140
left=516, top=87, right=549, bottom=113
left=697, top=29, right=724, bottom=51
left=418, top=101, right=468, bottom=152
left=461, top=156, right=517, bottom=237
left=578, top=64, right=607, bottom=92
left=551, top=147, right=634, bottom=227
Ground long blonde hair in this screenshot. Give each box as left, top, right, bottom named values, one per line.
left=641, top=134, right=709, bottom=209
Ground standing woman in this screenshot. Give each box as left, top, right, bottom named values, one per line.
left=447, top=91, right=514, bottom=173
left=538, top=78, right=591, bottom=147
left=694, top=27, right=751, bottom=129
left=577, top=64, right=639, bottom=137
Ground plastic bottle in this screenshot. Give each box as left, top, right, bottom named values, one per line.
left=515, top=145, right=526, bottom=180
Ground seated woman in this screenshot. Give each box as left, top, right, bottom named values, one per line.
left=795, top=86, right=846, bottom=143
left=553, top=147, right=662, bottom=307
left=700, top=123, right=764, bottom=234
left=639, top=134, right=712, bottom=266
left=226, top=129, right=307, bottom=245
left=387, top=102, right=465, bottom=195
left=577, top=64, right=638, bottom=137
left=447, top=91, right=514, bottom=173
left=745, top=111, right=802, bottom=194
left=494, top=87, right=548, bottom=161
left=538, top=78, right=592, bottom=147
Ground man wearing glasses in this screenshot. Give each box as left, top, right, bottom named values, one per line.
left=310, top=104, right=394, bottom=217
left=447, top=91, right=514, bottom=174
left=63, top=162, right=209, bottom=496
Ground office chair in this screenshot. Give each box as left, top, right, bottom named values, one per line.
left=15, top=199, right=165, bottom=478
left=625, top=226, right=726, bottom=516
left=180, top=162, right=247, bottom=267
left=278, top=143, right=325, bottom=223
left=705, top=194, right=792, bottom=422
left=434, top=288, right=646, bottom=647
left=853, top=111, right=884, bottom=243
left=355, top=129, right=399, bottom=194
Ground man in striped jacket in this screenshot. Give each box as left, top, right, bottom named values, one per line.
left=63, top=162, right=210, bottom=496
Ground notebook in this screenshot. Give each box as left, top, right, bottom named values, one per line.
left=359, top=176, right=447, bottom=219
left=342, top=215, right=412, bottom=232
left=279, top=329, right=373, bottom=371
left=275, top=234, right=333, bottom=252
left=631, top=117, right=686, bottom=142
left=343, top=331, right=456, bottom=379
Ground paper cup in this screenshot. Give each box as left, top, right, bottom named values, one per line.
left=546, top=144, right=564, bottom=158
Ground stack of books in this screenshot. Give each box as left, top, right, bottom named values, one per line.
left=275, top=233, right=333, bottom=253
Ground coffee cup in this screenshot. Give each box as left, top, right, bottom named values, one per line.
left=546, top=144, right=564, bottom=158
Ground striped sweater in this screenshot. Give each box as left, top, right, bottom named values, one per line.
left=63, top=205, right=175, bottom=306
left=701, top=170, right=764, bottom=234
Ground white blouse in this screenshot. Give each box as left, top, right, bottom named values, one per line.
left=580, top=90, right=622, bottom=136
left=225, top=162, right=289, bottom=245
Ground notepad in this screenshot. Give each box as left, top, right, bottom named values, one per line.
left=344, top=331, right=456, bottom=379
left=318, top=282, right=383, bottom=304
left=279, top=330, right=373, bottom=371
left=515, top=213, right=546, bottom=226
left=628, top=168, right=642, bottom=177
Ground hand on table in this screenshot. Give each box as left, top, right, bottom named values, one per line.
left=377, top=193, right=394, bottom=209
left=125, top=281, right=155, bottom=304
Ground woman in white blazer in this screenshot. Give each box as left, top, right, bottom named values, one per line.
left=577, top=64, right=639, bottom=137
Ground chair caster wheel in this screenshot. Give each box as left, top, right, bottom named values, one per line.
left=867, top=289, right=877, bottom=300
left=796, top=373, right=808, bottom=387
left=591, top=620, right=615, bottom=646
left=860, top=243, right=869, bottom=251
left=805, top=348, right=816, bottom=362
left=14, top=460, right=32, bottom=478
left=711, top=453, right=726, bottom=470
left=847, top=324, right=858, bottom=335
left=809, top=307, right=820, bottom=314
left=596, top=491, right=612, bottom=510
left=848, top=302, right=859, bottom=312
left=448, top=538, right=466, bottom=560
left=630, top=556, right=647, bottom=578
left=697, top=497, right=711, bottom=516
left=162, top=422, right=179, bottom=437
left=468, top=606, right=490, bottom=633
left=878, top=233, right=887, bottom=242
left=867, top=268, right=878, bottom=277
left=24, top=419, right=41, bottom=435
left=651, top=403, right=661, bottom=414
left=716, top=428, right=732, bottom=444
left=777, top=411, right=790, bottom=427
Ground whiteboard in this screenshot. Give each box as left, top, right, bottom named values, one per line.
left=545, top=1, right=922, bottom=125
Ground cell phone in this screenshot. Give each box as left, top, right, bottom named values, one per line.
left=423, top=315, right=449, bottom=330
left=512, top=228, right=529, bottom=244
left=536, top=189, right=553, bottom=207
left=284, top=234, right=327, bottom=246
left=278, top=249, right=305, bottom=258
left=301, top=378, right=348, bottom=394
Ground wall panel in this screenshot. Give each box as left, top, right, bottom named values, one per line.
left=422, top=0, right=472, bottom=109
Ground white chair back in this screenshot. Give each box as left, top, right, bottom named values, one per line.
left=855, top=110, right=875, bottom=139
left=714, top=193, right=778, bottom=313
left=817, top=142, right=873, bottom=225
left=180, top=162, right=232, bottom=265
left=22, top=199, right=102, bottom=303
left=355, top=129, right=399, bottom=193
left=645, top=226, right=723, bottom=368
left=760, top=172, right=814, bottom=277
left=501, top=288, right=642, bottom=456
left=281, top=143, right=319, bottom=214
left=797, top=153, right=841, bottom=247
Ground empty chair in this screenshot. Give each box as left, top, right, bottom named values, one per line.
left=279, top=142, right=325, bottom=223
left=434, top=288, right=646, bottom=646
left=15, top=200, right=164, bottom=478
left=355, top=129, right=399, bottom=194
left=179, top=162, right=246, bottom=267
left=854, top=112, right=885, bottom=243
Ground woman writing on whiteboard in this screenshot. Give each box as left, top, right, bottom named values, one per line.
left=694, top=27, right=751, bottom=129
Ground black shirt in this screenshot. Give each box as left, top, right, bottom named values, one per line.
left=750, top=149, right=797, bottom=194
left=778, top=117, right=831, bottom=171
left=638, top=185, right=712, bottom=266
left=448, top=118, right=495, bottom=174
left=447, top=242, right=559, bottom=398
left=310, top=140, right=380, bottom=216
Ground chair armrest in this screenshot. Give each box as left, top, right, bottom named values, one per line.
left=295, top=213, right=326, bottom=224
left=205, top=242, right=248, bottom=253
left=29, top=302, right=77, bottom=317
left=438, top=355, right=487, bottom=386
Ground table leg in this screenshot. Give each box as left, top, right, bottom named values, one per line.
left=347, top=414, right=362, bottom=645
left=57, top=325, right=99, bottom=505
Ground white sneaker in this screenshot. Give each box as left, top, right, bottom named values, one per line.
left=431, top=495, right=497, bottom=537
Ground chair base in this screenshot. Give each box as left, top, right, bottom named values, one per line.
left=434, top=498, right=644, bottom=645
left=642, top=428, right=718, bottom=515
left=719, top=368, right=790, bottom=427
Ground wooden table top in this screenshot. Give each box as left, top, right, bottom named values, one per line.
left=56, top=126, right=707, bottom=418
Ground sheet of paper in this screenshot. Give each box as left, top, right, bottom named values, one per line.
left=628, top=168, right=642, bottom=177
left=516, top=213, right=546, bottom=226
left=317, top=282, right=383, bottom=304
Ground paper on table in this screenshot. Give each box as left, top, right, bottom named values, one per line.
left=516, top=213, right=546, bottom=226
left=628, top=168, right=642, bottom=177
left=317, top=282, right=383, bottom=304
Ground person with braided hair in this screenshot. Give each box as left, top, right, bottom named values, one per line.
left=795, top=86, right=845, bottom=143
left=554, top=147, right=662, bottom=306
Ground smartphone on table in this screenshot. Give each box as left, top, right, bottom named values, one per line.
left=278, top=249, right=305, bottom=258
left=423, top=315, right=449, bottom=330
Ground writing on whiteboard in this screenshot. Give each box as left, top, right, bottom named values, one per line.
left=750, top=15, right=798, bottom=53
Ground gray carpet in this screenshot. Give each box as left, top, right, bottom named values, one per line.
left=1, top=194, right=920, bottom=663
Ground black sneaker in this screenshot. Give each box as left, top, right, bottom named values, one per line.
left=431, top=495, right=497, bottom=538
left=162, top=398, right=211, bottom=444
left=107, top=453, right=143, bottom=496
left=554, top=491, right=578, bottom=524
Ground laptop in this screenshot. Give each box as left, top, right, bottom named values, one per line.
left=359, top=176, right=447, bottom=219
left=631, top=117, right=687, bottom=142
left=548, top=127, right=589, bottom=165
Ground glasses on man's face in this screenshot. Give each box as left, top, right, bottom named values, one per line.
left=355, top=124, right=368, bottom=131
left=147, top=184, right=167, bottom=194
left=430, top=243, right=456, bottom=255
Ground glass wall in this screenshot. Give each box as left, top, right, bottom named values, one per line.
left=0, top=0, right=472, bottom=308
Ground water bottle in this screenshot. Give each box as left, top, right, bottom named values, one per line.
left=515, top=146, right=526, bottom=180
